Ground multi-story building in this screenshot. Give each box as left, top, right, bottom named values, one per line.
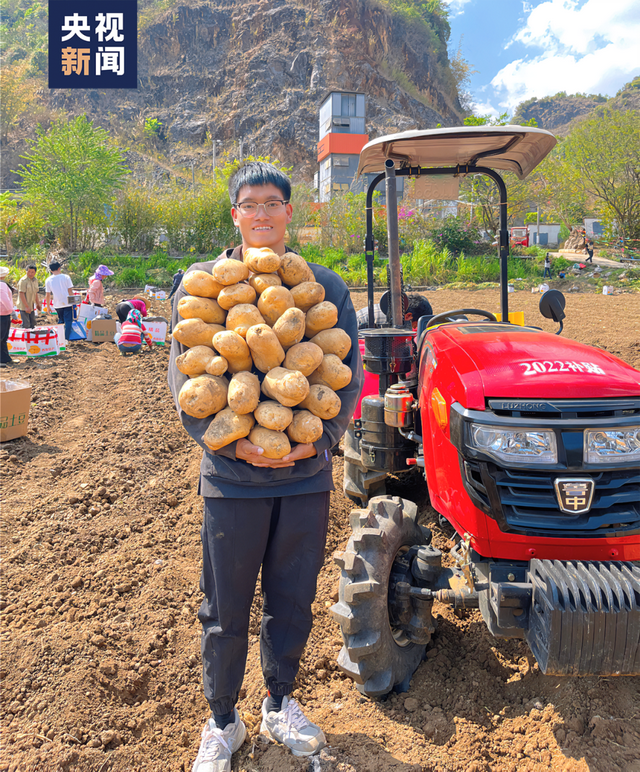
left=314, top=91, right=404, bottom=203
left=315, top=91, right=368, bottom=203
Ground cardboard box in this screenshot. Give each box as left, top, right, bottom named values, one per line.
left=24, top=327, right=60, bottom=358
left=92, top=319, right=118, bottom=343
left=7, top=328, right=27, bottom=356
left=0, top=379, right=31, bottom=442
left=143, top=316, right=168, bottom=345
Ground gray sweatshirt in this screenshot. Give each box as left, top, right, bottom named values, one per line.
left=167, top=246, right=364, bottom=498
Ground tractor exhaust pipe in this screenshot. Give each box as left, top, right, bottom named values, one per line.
left=384, top=159, right=403, bottom=328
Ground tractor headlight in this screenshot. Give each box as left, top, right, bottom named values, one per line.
left=585, top=427, right=640, bottom=464
left=469, top=424, right=558, bottom=464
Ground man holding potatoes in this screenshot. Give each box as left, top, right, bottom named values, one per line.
left=168, top=161, right=363, bottom=772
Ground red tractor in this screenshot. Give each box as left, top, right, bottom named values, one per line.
left=332, top=126, right=640, bottom=697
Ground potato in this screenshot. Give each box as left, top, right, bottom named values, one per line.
left=254, top=401, right=293, bottom=432
left=283, top=342, right=324, bottom=376
left=308, top=354, right=352, bottom=391
left=173, top=319, right=225, bottom=349
left=178, top=295, right=226, bottom=324
left=248, top=426, right=291, bottom=459
left=175, top=345, right=216, bottom=376
left=272, top=307, right=306, bottom=350
left=278, top=253, right=315, bottom=287
left=178, top=374, right=228, bottom=419
left=212, top=330, right=253, bottom=373
left=261, top=367, right=310, bottom=407
left=243, top=247, right=282, bottom=274
left=183, top=270, right=224, bottom=298
left=299, top=384, right=341, bottom=419
left=257, top=286, right=295, bottom=327
left=290, top=282, right=325, bottom=313
left=225, top=304, right=265, bottom=338
left=245, top=324, right=285, bottom=373
left=203, top=408, right=254, bottom=451
left=228, top=371, right=260, bottom=415
left=309, top=328, right=352, bottom=360
left=249, top=273, right=282, bottom=295
left=287, top=410, right=324, bottom=444
left=212, top=258, right=250, bottom=286
left=305, top=301, right=338, bottom=338
left=204, top=355, right=229, bottom=377
left=217, top=283, right=257, bottom=310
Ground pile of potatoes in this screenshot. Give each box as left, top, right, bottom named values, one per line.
left=173, top=249, right=353, bottom=459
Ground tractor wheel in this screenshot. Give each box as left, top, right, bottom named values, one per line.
left=330, top=496, right=430, bottom=697
left=343, top=423, right=387, bottom=504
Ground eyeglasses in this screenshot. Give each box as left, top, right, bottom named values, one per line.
left=234, top=200, right=289, bottom=217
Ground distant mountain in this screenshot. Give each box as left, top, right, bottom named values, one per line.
left=512, top=76, right=640, bottom=135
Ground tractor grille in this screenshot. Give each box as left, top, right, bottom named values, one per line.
left=488, top=398, right=640, bottom=421
left=463, top=460, right=640, bottom=538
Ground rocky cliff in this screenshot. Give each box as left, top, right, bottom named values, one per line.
left=48, top=0, right=466, bottom=180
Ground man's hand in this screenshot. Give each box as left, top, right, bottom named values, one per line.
left=236, top=439, right=316, bottom=468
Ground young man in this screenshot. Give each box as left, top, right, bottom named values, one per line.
left=543, top=253, right=552, bottom=279
left=44, top=262, right=74, bottom=342
left=584, top=241, right=594, bottom=263
left=17, top=264, right=41, bottom=329
left=356, top=292, right=433, bottom=330
left=167, top=162, right=363, bottom=772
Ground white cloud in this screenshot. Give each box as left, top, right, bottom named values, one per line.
left=447, top=0, right=474, bottom=18
left=488, top=0, right=640, bottom=110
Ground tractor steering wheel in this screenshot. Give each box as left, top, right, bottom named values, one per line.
left=427, top=308, right=497, bottom=327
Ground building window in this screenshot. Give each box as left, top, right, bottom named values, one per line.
left=333, top=156, right=349, bottom=167
left=341, top=94, right=356, bottom=117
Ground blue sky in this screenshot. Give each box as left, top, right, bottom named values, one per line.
left=447, top=0, right=640, bottom=117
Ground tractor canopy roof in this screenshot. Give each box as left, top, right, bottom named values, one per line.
left=356, top=125, right=557, bottom=181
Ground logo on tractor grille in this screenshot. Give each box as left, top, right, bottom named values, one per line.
left=554, top=478, right=595, bottom=514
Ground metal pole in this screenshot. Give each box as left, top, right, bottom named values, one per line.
left=365, top=172, right=385, bottom=328
left=495, top=173, right=509, bottom=322
left=536, top=205, right=540, bottom=245
left=239, top=140, right=244, bottom=161
left=384, top=159, right=403, bottom=328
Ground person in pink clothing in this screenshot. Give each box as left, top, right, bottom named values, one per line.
left=87, top=264, right=113, bottom=306
left=116, top=297, right=147, bottom=323
left=0, top=266, right=15, bottom=366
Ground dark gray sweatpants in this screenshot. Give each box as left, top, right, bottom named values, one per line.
left=199, top=491, right=330, bottom=715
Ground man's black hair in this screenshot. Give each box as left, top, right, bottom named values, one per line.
left=49, top=261, right=61, bottom=271
left=27, top=264, right=37, bottom=271
left=228, top=162, right=291, bottom=205
left=406, top=293, right=433, bottom=321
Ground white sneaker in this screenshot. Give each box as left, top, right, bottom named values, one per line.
left=192, top=710, right=246, bottom=772
left=260, top=695, right=326, bottom=757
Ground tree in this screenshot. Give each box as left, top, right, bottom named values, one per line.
left=0, top=62, right=34, bottom=144
left=560, top=108, right=640, bottom=240
left=463, top=112, right=538, bottom=128
left=535, top=147, right=589, bottom=230
left=16, top=115, right=130, bottom=249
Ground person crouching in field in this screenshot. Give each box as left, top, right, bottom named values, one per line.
left=114, top=309, right=152, bottom=355
left=167, top=161, right=363, bottom=772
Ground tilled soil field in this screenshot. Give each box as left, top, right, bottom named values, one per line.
left=1, top=288, right=639, bottom=772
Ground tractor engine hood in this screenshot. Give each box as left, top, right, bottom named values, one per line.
left=434, top=324, right=640, bottom=405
